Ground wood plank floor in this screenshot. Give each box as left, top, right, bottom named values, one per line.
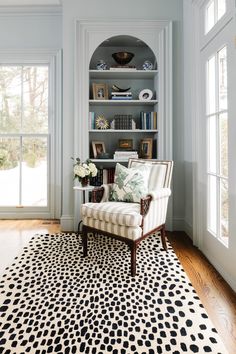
left=168, top=231, right=236, bottom=354
left=0, top=221, right=235, bottom=353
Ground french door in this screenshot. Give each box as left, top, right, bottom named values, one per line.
left=198, top=18, right=236, bottom=286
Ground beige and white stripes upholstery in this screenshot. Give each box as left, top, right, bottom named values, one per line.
left=82, top=159, right=173, bottom=244
left=142, top=193, right=170, bottom=235
left=81, top=202, right=142, bottom=227
left=83, top=216, right=142, bottom=241
left=128, top=159, right=172, bottom=190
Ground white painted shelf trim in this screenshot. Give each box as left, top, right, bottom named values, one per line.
left=89, top=99, right=158, bottom=105
left=89, top=69, right=158, bottom=79
left=89, top=129, right=158, bottom=133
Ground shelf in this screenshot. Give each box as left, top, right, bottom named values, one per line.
left=89, top=129, right=158, bottom=133
left=91, top=159, right=129, bottom=163
left=89, top=69, right=158, bottom=79
left=89, top=99, right=158, bottom=106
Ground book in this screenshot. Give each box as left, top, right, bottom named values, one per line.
left=109, top=67, right=137, bottom=71
left=111, top=97, right=133, bottom=100
left=111, top=92, right=132, bottom=96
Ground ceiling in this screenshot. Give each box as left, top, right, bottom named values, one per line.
left=0, top=0, right=61, bottom=5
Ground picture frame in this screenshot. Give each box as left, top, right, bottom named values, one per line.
left=138, top=89, right=153, bottom=101
left=118, top=139, right=133, bottom=150
left=92, top=141, right=106, bottom=158
left=92, top=83, right=108, bottom=100
left=140, top=138, right=153, bottom=159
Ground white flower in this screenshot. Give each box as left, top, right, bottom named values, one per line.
left=74, top=165, right=87, bottom=178
left=88, top=162, right=97, bottom=177
left=73, top=157, right=98, bottom=181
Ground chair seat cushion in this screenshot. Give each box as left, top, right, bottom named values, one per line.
left=83, top=216, right=142, bottom=241
left=81, top=201, right=142, bottom=227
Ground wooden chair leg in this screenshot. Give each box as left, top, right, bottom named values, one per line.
left=160, top=225, right=168, bottom=251
left=131, top=242, right=137, bottom=276
left=82, top=226, right=88, bottom=257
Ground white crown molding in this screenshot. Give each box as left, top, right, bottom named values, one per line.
left=0, top=5, right=62, bottom=15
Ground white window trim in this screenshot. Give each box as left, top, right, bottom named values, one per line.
left=191, top=0, right=233, bottom=248
left=199, top=0, right=234, bottom=51
left=0, top=49, right=62, bottom=219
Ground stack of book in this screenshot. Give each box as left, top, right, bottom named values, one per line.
left=139, top=111, right=157, bottom=130
left=111, top=92, right=133, bottom=100
left=90, top=168, right=115, bottom=186
left=111, top=115, right=134, bottom=130
left=110, top=65, right=137, bottom=71
left=113, top=150, right=139, bottom=161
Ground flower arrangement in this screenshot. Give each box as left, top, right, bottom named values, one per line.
left=73, top=157, right=97, bottom=186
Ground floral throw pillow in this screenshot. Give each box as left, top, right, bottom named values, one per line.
left=109, top=163, right=151, bottom=203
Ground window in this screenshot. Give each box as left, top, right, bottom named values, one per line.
left=0, top=65, right=49, bottom=207
left=206, top=46, right=228, bottom=245
left=205, top=0, right=226, bottom=33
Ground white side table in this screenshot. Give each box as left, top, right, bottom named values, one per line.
left=73, top=185, right=95, bottom=233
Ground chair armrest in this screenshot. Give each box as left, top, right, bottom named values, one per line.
left=91, top=183, right=114, bottom=202
left=148, top=188, right=171, bottom=200
left=140, top=195, right=152, bottom=216
left=140, top=188, right=171, bottom=216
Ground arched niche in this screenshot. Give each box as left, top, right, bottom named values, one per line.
left=73, top=19, right=173, bottom=232
left=89, top=35, right=157, bottom=71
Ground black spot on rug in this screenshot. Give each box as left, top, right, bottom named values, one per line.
left=0, top=233, right=228, bottom=354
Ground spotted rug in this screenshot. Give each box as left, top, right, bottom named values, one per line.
left=0, top=233, right=227, bottom=354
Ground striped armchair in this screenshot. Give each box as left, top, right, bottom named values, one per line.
left=81, top=159, right=173, bottom=276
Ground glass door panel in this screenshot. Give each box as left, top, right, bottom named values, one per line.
left=0, top=65, right=49, bottom=209
left=22, top=137, right=48, bottom=206
left=0, top=137, right=20, bottom=206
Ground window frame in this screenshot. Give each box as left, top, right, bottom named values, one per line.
left=0, top=49, right=62, bottom=219
left=199, top=0, right=233, bottom=50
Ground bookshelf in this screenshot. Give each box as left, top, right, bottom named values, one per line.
left=89, top=36, right=159, bottom=166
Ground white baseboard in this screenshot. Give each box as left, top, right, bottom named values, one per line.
left=172, top=217, right=185, bottom=231
left=60, top=215, right=74, bottom=232
left=184, top=220, right=193, bottom=239
left=201, top=249, right=236, bottom=293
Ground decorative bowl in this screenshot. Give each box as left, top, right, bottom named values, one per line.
left=112, top=52, right=134, bottom=65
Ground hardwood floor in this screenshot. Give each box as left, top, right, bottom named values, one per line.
left=168, top=231, right=236, bottom=354
left=0, top=221, right=235, bottom=353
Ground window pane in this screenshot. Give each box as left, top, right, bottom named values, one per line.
left=208, top=174, right=217, bottom=234
left=0, top=66, right=21, bottom=133
left=219, top=112, right=228, bottom=177
left=0, top=138, right=20, bottom=206
left=22, top=137, right=47, bottom=206
left=22, top=66, right=48, bottom=134
left=207, top=56, right=216, bottom=114
left=208, top=115, right=217, bottom=173
left=218, top=0, right=226, bottom=20
left=206, top=0, right=215, bottom=33
left=220, top=178, right=228, bottom=238
left=218, top=46, right=227, bottom=111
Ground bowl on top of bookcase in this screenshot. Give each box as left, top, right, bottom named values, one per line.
left=112, top=52, right=134, bottom=65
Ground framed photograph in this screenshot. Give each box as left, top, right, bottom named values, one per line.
left=138, top=89, right=153, bottom=101
left=140, top=138, right=153, bottom=159
left=118, top=139, right=133, bottom=150
left=92, top=141, right=106, bottom=158
left=92, top=83, right=108, bottom=100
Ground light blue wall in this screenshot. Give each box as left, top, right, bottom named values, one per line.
left=0, top=7, right=62, bottom=49
left=62, top=0, right=186, bottom=231
left=0, top=2, right=188, bottom=232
